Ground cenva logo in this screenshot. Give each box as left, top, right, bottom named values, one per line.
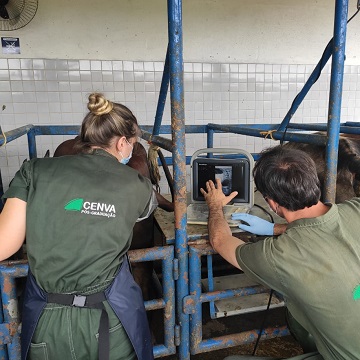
left=64, top=198, right=116, bottom=218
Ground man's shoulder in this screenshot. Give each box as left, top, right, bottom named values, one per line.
left=337, top=197, right=360, bottom=212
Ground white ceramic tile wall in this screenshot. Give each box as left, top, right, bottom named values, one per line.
left=1, top=58, right=360, bottom=193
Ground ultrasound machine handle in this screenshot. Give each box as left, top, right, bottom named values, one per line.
left=190, top=148, right=254, bottom=166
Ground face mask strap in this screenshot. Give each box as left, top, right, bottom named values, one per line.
left=125, top=138, right=133, bottom=150
left=118, top=138, right=134, bottom=164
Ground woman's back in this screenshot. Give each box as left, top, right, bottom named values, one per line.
left=8, top=150, right=153, bottom=294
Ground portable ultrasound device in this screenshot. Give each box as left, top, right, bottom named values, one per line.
left=187, top=148, right=254, bottom=226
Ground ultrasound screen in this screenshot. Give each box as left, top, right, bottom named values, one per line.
left=193, top=158, right=250, bottom=203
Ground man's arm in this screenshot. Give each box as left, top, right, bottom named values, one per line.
left=0, top=198, right=26, bottom=261
left=200, top=179, right=245, bottom=270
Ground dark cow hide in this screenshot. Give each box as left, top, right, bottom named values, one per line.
left=282, top=132, right=360, bottom=203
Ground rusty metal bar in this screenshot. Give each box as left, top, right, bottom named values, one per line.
left=153, top=48, right=170, bottom=136
left=129, top=245, right=176, bottom=358
left=188, top=243, right=288, bottom=355
left=0, top=263, right=28, bottom=360
left=167, top=0, right=189, bottom=360
left=195, top=326, right=290, bottom=354
left=324, top=0, right=349, bottom=203
left=141, top=130, right=173, bottom=152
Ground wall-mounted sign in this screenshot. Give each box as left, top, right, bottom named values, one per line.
left=1, top=37, right=20, bottom=54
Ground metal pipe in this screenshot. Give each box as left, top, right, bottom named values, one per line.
left=128, top=246, right=176, bottom=356
left=287, top=123, right=360, bottom=135
left=167, top=1, right=189, bottom=359
left=0, top=263, right=28, bottom=360
left=161, top=246, right=176, bottom=355
left=188, top=245, right=203, bottom=355
left=207, top=124, right=328, bottom=146
left=195, top=326, right=290, bottom=353
left=141, top=130, right=173, bottom=152
left=27, top=128, right=37, bottom=159
left=188, top=244, right=288, bottom=355
left=0, top=287, right=8, bottom=359
left=344, top=122, right=360, bottom=127
left=277, top=40, right=333, bottom=132
left=153, top=49, right=170, bottom=136
left=141, top=125, right=207, bottom=135
left=33, top=125, right=80, bottom=136
left=144, top=299, right=166, bottom=311
left=206, top=255, right=217, bottom=319
left=200, top=286, right=270, bottom=303
left=324, top=0, right=349, bottom=203
left=0, top=125, right=33, bottom=146
left=207, top=128, right=214, bottom=149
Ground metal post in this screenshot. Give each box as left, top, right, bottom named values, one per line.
left=27, top=129, right=37, bottom=159
left=277, top=40, right=333, bottom=132
left=207, top=128, right=214, bottom=149
left=153, top=49, right=170, bottom=136
left=0, top=263, right=29, bottom=360
left=188, top=245, right=203, bottom=355
left=324, top=0, right=349, bottom=203
left=167, top=0, right=189, bottom=359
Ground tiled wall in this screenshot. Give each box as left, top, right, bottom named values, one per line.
left=1, top=58, right=360, bottom=193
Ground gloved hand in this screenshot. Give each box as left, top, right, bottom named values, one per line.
left=231, top=213, right=274, bottom=236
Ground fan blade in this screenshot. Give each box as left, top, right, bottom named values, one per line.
left=0, top=5, right=9, bottom=19
left=1, top=0, right=23, bottom=21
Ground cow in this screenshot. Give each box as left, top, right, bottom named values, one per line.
left=282, top=132, right=360, bottom=203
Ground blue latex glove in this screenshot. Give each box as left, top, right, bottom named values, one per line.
left=231, top=213, right=274, bottom=236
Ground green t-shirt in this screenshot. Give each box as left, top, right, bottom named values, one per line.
left=3, top=149, right=153, bottom=294
left=236, top=199, right=360, bottom=360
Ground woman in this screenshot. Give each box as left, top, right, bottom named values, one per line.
left=1, top=93, right=155, bottom=360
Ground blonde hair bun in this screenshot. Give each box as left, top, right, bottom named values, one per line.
left=87, top=93, right=114, bottom=116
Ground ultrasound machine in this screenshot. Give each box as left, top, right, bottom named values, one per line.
left=187, top=148, right=255, bottom=226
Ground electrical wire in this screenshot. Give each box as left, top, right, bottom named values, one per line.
left=252, top=289, right=274, bottom=356
left=252, top=203, right=274, bottom=223
left=251, top=191, right=277, bottom=355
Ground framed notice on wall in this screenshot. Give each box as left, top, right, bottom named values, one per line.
left=1, top=37, right=20, bottom=54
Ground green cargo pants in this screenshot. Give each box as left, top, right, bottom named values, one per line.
left=28, top=302, right=136, bottom=360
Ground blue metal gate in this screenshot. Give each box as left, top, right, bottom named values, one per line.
left=0, top=0, right=357, bottom=359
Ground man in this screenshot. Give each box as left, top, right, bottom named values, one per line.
left=200, top=145, right=360, bottom=360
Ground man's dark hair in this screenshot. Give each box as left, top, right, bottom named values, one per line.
left=253, top=145, right=321, bottom=211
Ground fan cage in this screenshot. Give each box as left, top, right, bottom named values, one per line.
left=0, top=0, right=38, bottom=31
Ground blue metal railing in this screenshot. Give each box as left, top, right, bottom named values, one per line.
left=187, top=243, right=289, bottom=355
left=0, top=0, right=356, bottom=359
left=0, top=247, right=176, bottom=360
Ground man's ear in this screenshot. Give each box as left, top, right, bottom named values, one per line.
left=267, top=198, right=279, bottom=212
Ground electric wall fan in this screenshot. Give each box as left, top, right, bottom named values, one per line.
left=0, top=0, right=38, bottom=31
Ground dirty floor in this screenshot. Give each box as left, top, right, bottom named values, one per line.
left=154, top=305, right=304, bottom=360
